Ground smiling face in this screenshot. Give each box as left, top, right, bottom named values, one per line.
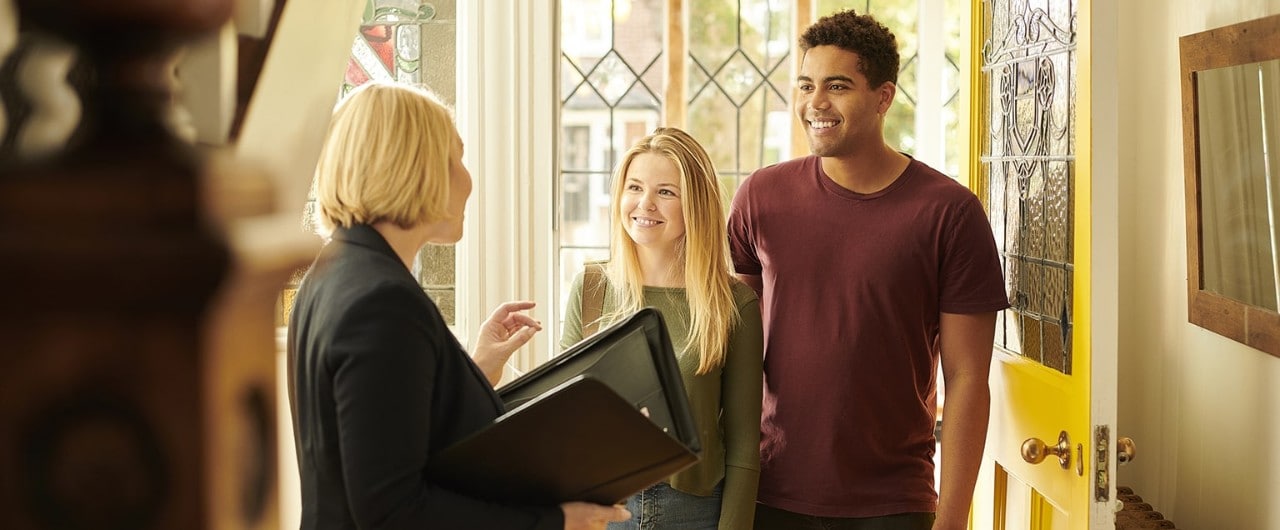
left=795, top=45, right=895, bottom=158
left=619, top=152, right=685, bottom=255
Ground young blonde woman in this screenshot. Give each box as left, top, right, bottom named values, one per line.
left=560, top=127, right=764, bottom=530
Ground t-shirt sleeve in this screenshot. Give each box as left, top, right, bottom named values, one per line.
left=939, top=197, right=1011, bottom=314
left=728, top=177, right=762, bottom=277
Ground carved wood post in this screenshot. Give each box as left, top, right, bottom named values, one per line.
left=0, top=1, right=279, bottom=528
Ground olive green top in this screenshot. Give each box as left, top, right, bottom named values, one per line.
left=561, top=272, right=764, bottom=530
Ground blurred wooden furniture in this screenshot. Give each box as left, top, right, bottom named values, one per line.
left=0, top=0, right=347, bottom=528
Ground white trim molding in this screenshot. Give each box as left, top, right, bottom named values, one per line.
left=1089, top=0, right=1121, bottom=526
left=458, top=0, right=559, bottom=378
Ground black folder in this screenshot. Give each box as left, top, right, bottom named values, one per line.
left=499, top=307, right=700, bottom=455
left=428, top=308, right=701, bottom=505
left=429, top=375, right=697, bottom=505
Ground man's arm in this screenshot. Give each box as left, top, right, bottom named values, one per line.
left=934, top=311, right=996, bottom=530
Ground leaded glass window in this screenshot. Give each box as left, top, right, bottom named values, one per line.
left=686, top=0, right=794, bottom=195
left=980, top=0, right=1076, bottom=373
left=556, top=0, right=963, bottom=328
left=558, top=0, right=664, bottom=309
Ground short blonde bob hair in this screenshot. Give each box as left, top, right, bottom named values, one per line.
left=311, top=82, right=457, bottom=235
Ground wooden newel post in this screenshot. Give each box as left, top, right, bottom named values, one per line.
left=0, top=1, right=279, bottom=528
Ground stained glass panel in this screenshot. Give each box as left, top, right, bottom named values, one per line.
left=982, top=0, right=1076, bottom=373
left=342, top=1, right=442, bottom=95
left=297, top=1, right=457, bottom=323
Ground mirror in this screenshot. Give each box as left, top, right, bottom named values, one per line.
left=1196, top=60, right=1280, bottom=310
left=1181, top=14, right=1280, bottom=357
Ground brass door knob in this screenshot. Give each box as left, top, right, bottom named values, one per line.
left=1021, top=430, right=1071, bottom=469
left=1117, top=437, right=1136, bottom=465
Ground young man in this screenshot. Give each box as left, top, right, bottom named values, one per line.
left=727, top=10, right=1010, bottom=530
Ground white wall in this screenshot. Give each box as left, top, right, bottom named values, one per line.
left=1117, top=1, right=1280, bottom=528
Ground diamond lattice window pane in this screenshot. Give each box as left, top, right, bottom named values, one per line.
left=715, top=51, right=766, bottom=106
left=689, top=0, right=738, bottom=72
left=736, top=0, right=790, bottom=69
left=561, top=55, right=588, bottom=104
left=687, top=87, right=736, bottom=170
left=586, top=51, right=640, bottom=107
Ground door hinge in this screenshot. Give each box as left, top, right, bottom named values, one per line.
left=1094, top=425, right=1110, bottom=501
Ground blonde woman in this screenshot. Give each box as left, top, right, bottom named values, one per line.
left=561, top=127, right=764, bottom=530
left=289, top=82, right=630, bottom=530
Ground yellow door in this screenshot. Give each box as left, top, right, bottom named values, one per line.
left=965, top=0, right=1119, bottom=528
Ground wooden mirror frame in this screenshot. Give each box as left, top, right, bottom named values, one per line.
left=1180, top=14, right=1280, bottom=357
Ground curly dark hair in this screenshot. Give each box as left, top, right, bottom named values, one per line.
left=799, top=10, right=899, bottom=88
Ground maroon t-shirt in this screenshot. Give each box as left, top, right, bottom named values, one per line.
left=728, top=155, right=1009, bottom=518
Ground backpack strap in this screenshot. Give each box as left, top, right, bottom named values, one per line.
left=581, top=262, right=607, bottom=336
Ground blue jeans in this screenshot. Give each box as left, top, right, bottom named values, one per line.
left=607, top=481, right=723, bottom=530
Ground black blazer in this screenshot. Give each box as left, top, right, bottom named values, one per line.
left=287, top=224, right=562, bottom=529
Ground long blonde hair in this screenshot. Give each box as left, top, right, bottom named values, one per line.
left=311, top=82, right=457, bottom=236
left=607, top=127, right=739, bottom=375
